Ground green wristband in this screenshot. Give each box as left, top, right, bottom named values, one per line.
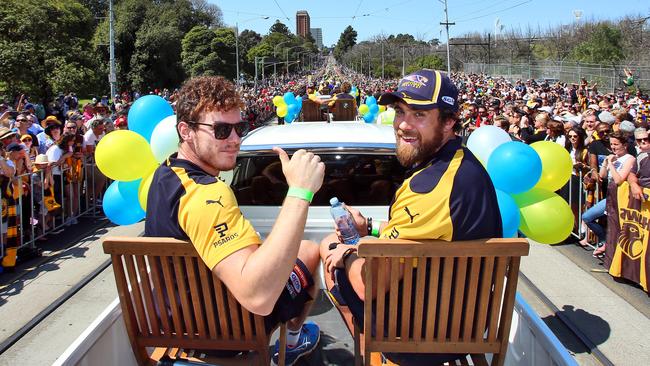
left=287, top=187, right=314, bottom=203
left=371, top=221, right=381, bottom=237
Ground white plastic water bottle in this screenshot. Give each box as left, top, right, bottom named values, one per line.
left=330, top=197, right=360, bottom=244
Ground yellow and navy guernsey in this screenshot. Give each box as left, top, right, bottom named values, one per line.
left=144, top=154, right=261, bottom=270
left=377, top=68, right=503, bottom=240
left=382, top=137, right=502, bottom=241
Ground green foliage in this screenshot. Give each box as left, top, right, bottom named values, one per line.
left=182, top=26, right=218, bottom=77
left=406, top=54, right=446, bottom=74
left=0, top=0, right=98, bottom=101
left=334, top=26, right=357, bottom=60
left=570, top=23, right=624, bottom=64
left=269, top=20, right=291, bottom=36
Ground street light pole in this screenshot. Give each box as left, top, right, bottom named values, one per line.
left=235, top=22, right=239, bottom=84
left=381, top=41, right=384, bottom=79
left=273, top=41, right=289, bottom=78
left=402, top=46, right=406, bottom=76
left=108, top=0, right=116, bottom=99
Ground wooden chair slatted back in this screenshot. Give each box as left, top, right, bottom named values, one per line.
left=357, top=238, right=529, bottom=366
left=301, top=99, right=325, bottom=121
left=331, top=99, right=358, bottom=121
left=104, top=237, right=271, bottom=366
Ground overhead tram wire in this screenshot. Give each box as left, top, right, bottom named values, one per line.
left=454, top=0, right=532, bottom=23
left=458, top=0, right=519, bottom=18
left=351, top=0, right=365, bottom=23
left=271, top=0, right=291, bottom=23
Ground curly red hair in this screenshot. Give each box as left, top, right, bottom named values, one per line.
left=175, top=76, right=244, bottom=124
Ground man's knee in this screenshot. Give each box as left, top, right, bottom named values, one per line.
left=319, top=233, right=339, bottom=259
left=297, top=240, right=320, bottom=273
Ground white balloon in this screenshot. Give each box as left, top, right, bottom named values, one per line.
left=466, top=125, right=512, bottom=164
left=150, top=115, right=179, bottom=163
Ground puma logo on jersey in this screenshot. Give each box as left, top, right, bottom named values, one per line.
left=206, top=196, right=224, bottom=207
left=404, top=206, right=420, bottom=223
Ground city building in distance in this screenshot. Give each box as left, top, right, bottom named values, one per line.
left=296, top=10, right=310, bottom=38
left=310, top=28, right=323, bottom=49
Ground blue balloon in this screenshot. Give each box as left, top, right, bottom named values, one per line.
left=363, top=113, right=375, bottom=123
left=103, top=180, right=145, bottom=225
left=487, top=142, right=542, bottom=194
left=283, top=92, right=295, bottom=105
left=294, top=96, right=303, bottom=113
left=285, top=112, right=296, bottom=123
left=496, top=190, right=520, bottom=238
left=369, top=103, right=379, bottom=114
left=366, top=96, right=377, bottom=105
left=127, top=95, right=174, bottom=141
left=288, top=103, right=298, bottom=115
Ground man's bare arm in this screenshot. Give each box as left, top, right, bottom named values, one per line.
left=214, top=148, right=324, bottom=315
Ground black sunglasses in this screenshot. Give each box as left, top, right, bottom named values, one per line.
left=189, top=121, right=249, bottom=140
left=637, top=138, right=649, bottom=143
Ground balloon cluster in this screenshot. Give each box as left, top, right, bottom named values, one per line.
left=95, top=95, right=179, bottom=225
left=350, top=85, right=359, bottom=97
left=467, top=126, right=574, bottom=244
left=359, top=96, right=382, bottom=123
left=273, top=92, right=302, bottom=123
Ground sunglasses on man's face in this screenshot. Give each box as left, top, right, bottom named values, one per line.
left=189, top=121, right=250, bottom=140
left=637, top=138, right=650, bottom=143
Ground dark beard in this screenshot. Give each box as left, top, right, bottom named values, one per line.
left=395, top=131, right=444, bottom=167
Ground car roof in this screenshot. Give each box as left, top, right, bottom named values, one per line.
left=241, top=122, right=396, bottom=151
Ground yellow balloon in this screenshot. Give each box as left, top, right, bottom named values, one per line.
left=272, top=95, right=283, bottom=106
left=358, top=104, right=370, bottom=116
left=277, top=105, right=288, bottom=117
left=531, top=141, right=572, bottom=192
left=379, top=105, right=386, bottom=113
left=95, top=130, right=159, bottom=181
left=513, top=188, right=574, bottom=244
left=138, top=170, right=155, bottom=211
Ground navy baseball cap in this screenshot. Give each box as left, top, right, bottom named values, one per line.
left=378, top=69, right=459, bottom=112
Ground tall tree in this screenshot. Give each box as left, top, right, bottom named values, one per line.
left=334, top=25, right=357, bottom=60
left=0, top=0, right=98, bottom=102
left=238, top=29, right=262, bottom=75
left=269, top=20, right=291, bottom=36
left=570, top=23, right=625, bottom=64
left=181, top=26, right=219, bottom=77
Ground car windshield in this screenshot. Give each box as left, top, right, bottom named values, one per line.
left=230, top=151, right=406, bottom=206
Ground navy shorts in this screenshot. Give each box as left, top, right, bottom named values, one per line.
left=331, top=268, right=464, bottom=366
left=265, top=258, right=314, bottom=331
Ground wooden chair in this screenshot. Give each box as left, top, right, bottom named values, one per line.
left=103, top=237, right=286, bottom=366
left=353, top=238, right=529, bottom=366
left=330, top=98, right=358, bottom=121
left=301, top=98, right=325, bottom=122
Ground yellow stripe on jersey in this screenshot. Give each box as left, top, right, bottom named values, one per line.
left=174, top=166, right=261, bottom=270
left=381, top=148, right=464, bottom=241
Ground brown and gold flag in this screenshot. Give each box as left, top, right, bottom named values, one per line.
left=606, top=182, right=650, bottom=292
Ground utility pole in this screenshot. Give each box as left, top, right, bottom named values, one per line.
left=440, top=0, right=454, bottom=75
left=108, top=0, right=116, bottom=100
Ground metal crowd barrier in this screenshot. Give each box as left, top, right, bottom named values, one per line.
left=567, top=170, right=602, bottom=250
left=0, top=157, right=108, bottom=262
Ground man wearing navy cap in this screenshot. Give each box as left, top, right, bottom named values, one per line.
left=320, top=69, right=502, bottom=365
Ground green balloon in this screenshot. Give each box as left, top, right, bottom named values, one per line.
left=359, top=104, right=370, bottom=116
left=531, top=141, right=572, bottom=192
left=513, top=188, right=574, bottom=244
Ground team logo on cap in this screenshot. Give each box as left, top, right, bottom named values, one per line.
left=400, top=74, right=429, bottom=89
left=442, top=96, right=455, bottom=105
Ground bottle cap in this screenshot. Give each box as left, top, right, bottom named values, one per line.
left=329, top=197, right=339, bottom=206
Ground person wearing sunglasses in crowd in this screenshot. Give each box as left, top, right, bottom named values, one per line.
left=145, top=76, right=325, bottom=365
left=14, top=113, right=39, bottom=152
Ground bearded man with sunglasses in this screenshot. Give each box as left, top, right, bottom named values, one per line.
left=145, top=76, right=325, bottom=365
